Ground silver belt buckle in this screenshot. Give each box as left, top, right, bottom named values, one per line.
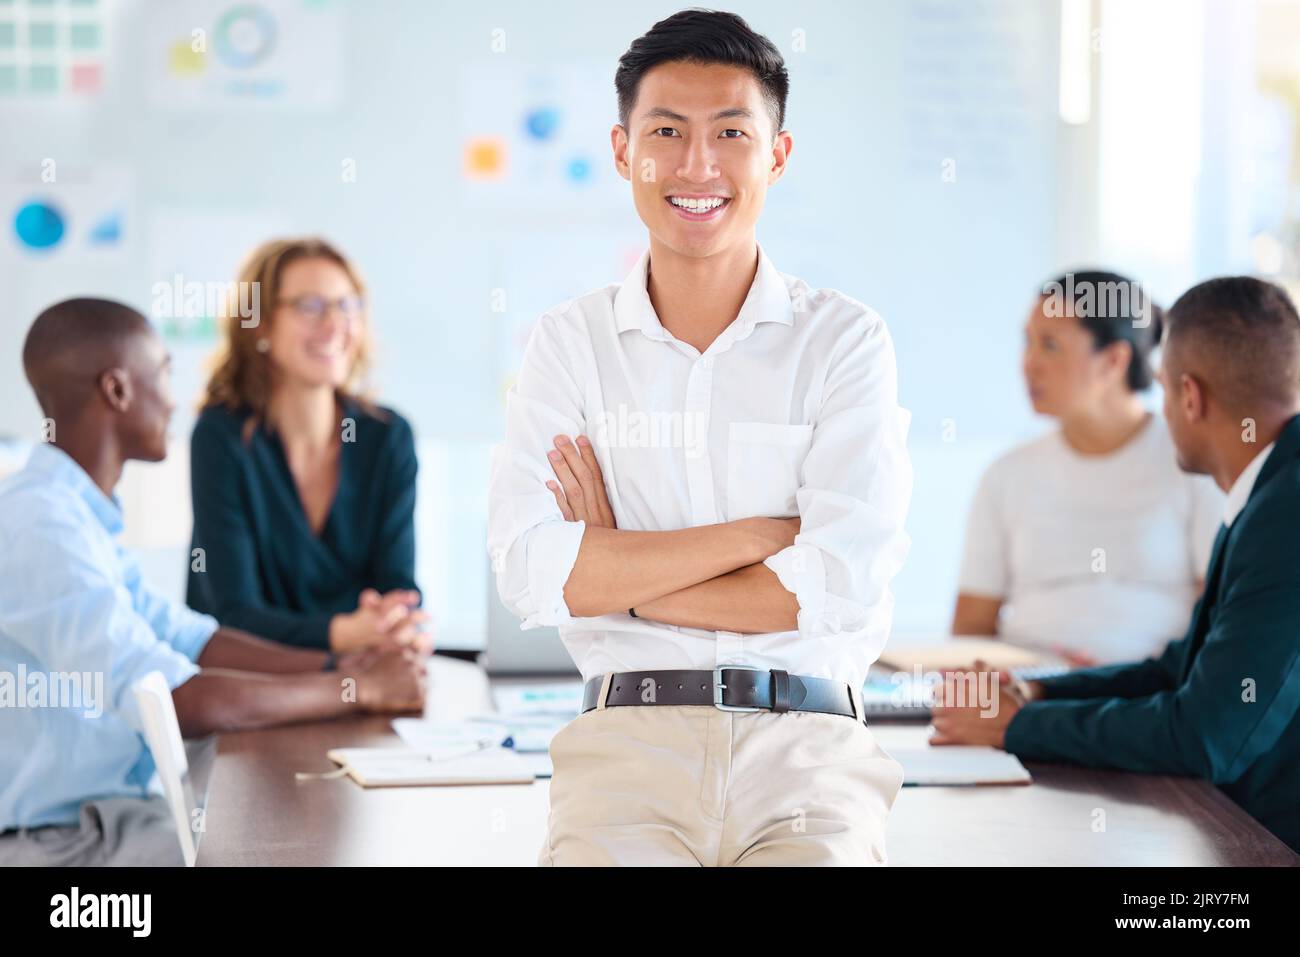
left=713, top=665, right=763, bottom=713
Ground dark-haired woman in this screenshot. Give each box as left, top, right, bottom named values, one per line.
left=951, top=271, right=1222, bottom=666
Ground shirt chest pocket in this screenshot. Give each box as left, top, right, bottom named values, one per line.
left=726, top=422, right=813, bottom=520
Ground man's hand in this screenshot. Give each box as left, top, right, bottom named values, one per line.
left=546, top=434, right=616, bottom=528
left=929, top=659, right=1027, bottom=749
left=347, top=647, right=428, bottom=714
left=1054, top=645, right=1098, bottom=669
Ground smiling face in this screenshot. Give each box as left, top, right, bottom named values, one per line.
left=1022, top=295, right=1130, bottom=418
left=265, top=256, right=364, bottom=391
left=611, top=60, right=791, bottom=259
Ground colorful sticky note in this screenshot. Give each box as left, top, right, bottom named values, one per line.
left=70, top=22, right=99, bottom=50
left=29, top=20, right=56, bottom=48
left=70, top=62, right=101, bottom=92
left=169, top=39, right=206, bottom=75
left=463, top=137, right=507, bottom=181
left=28, top=63, right=58, bottom=92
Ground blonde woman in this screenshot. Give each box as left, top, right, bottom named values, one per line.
left=188, top=238, right=429, bottom=654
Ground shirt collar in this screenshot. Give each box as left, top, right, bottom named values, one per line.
left=1223, top=441, right=1276, bottom=527
left=25, top=443, right=124, bottom=535
left=612, top=244, right=795, bottom=346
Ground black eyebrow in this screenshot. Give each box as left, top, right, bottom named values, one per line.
left=641, top=107, right=688, bottom=123
left=639, top=107, right=755, bottom=123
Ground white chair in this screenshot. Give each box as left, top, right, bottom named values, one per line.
left=131, top=671, right=200, bottom=867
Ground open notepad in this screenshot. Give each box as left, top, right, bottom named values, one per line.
left=878, top=637, right=1060, bottom=674
left=872, top=726, right=1032, bottom=786
left=325, top=747, right=536, bottom=787
left=892, top=746, right=1032, bottom=786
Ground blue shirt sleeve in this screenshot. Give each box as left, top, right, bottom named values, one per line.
left=2, top=514, right=202, bottom=725
left=131, top=566, right=217, bottom=663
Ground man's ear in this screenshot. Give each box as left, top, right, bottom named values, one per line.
left=768, top=130, right=793, bottom=185
left=98, top=367, right=132, bottom=414
left=1181, top=370, right=1206, bottom=423
left=611, top=124, right=632, bottom=183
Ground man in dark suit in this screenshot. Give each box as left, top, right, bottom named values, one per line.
left=931, top=276, right=1300, bottom=853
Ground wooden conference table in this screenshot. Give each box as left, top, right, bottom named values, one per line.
left=195, top=681, right=1298, bottom=867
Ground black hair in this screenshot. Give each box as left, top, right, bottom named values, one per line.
left=1041, top=270, right=1164, bottom=392
left=23, top=297, right=152, bottom=416
left=615, top=9, right=789, bottom=135
left=1165, top=276, right=1300, bottom=410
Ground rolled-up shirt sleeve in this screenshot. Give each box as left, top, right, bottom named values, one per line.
left=135, top=575, right=218, bottom=663
left=487, top=311, right=590, bottom=629
left=763, top=309, right=912, bottom=650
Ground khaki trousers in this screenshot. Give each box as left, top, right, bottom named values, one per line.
left=540, top=699, right=904, bottom=866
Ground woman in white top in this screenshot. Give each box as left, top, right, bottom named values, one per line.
left=953, top=270, right=1223, bottom=666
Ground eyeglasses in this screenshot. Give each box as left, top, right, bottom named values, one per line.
left=278, top=294, right=366, bottom=323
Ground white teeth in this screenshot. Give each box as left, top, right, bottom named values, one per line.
left=670, top=196, right=726, bottom=211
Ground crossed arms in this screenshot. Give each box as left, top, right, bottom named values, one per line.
left=540, top=434, right=800, bottom=633
left=486, top=310, right=914, bottom=641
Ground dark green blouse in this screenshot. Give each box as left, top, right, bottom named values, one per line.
left=186, top=400, right=420, bottom=649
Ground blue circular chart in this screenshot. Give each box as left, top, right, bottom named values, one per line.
left=14, top=200, right=65, bottom=250
left=215, top=4, right=278, bottom=69
left=567, top=156, right=592, bottom=184
left=524, top=107, right=560, bottom=141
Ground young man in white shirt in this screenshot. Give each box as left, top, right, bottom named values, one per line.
left=487, top=9, right=912, bottom=866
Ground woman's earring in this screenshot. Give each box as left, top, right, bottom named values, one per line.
left=256, top=338, right=270, bottom=353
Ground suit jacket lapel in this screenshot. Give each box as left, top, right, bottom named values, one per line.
left=1178, top=414, right=1300, bottom=681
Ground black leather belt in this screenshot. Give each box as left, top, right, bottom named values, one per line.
left=581, top=667, right=862, bottom=721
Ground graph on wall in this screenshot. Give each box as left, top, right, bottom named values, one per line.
left=0, top=0, right=108, bottom=98
left=457, top=58, right=641, bottom=406
left=2, top=164, right=131, bottom=263
left=457, top=59, right=627, bottom=209
left=147, top=0, right=343, bottom=110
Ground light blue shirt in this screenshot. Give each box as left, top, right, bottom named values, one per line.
left=0, top=444, right=217, bottom=829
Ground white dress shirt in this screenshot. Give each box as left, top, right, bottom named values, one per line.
left=487, top=246, right=912, bottom=689
left=1223, top=441, right=1276, bottom=527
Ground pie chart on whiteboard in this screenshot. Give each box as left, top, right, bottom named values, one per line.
left=14, top=200, right=66, bottom=251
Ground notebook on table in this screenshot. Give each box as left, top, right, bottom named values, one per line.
left=873, top=726, right=1034, bottom=786
left=878, top=637, right=1063, bottom=674
left=892, top=745, right=1033, bottom=786
left=325, top=747, right=535, bottom=787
